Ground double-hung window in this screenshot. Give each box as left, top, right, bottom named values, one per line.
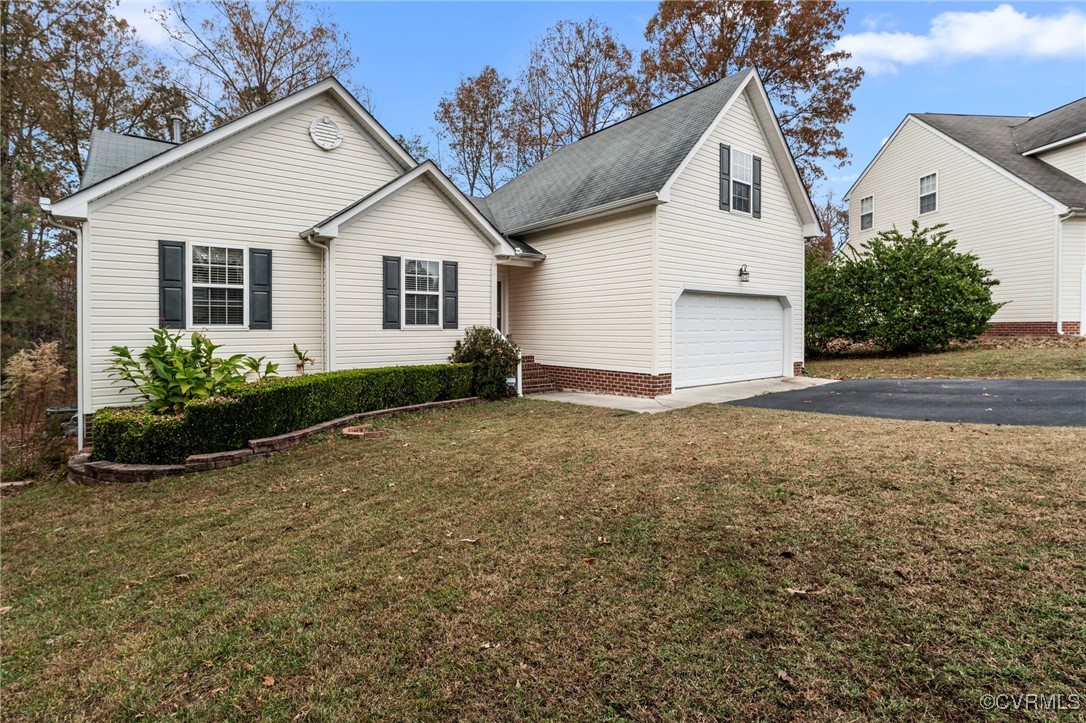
left=919, top=173, right=938, bottom=214
left=191, top=244, right=245, bottom=326
left=403, top=259, right=440, bottom=327
left=731, top=148, right=753, bottom=213
left=859, top=195, right=874, bottom=230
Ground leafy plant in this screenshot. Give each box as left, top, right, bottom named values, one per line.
left=108, top=328, right=277, bottom=414
left=292, top=343, right=314, bottom=374
left=806, top=222, right=1005, bottom=355
left=449, top=326, right=520, bottom=400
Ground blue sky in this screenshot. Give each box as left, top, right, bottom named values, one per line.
left=118, top=1, right=1086, bottom=202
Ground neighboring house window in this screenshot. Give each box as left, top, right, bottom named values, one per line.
left=403, top=258, right=440, bottom=326
left=860, top=195, right=874, bottom=230
left=731, top=148, right=753, bottom=213
left=919, top=173, right=938, bottom=214
left=191, top=244, right=244, bottom=325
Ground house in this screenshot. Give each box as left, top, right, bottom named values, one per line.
left=42, top=70, right=820, bottom=446
left=845, top=99, right=1086, bottom=336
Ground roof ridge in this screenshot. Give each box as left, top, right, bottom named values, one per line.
left=1020, top=95, right=1086, bottom=124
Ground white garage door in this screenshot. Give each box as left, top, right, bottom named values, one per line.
left=674, top=292, right=785, bottom=388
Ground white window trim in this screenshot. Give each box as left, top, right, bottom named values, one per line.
left=401, top=257, right=442, bottom=329
left=860, top=195, right=874, bottom=230
left=919, top=172, right=938, bottom=215
left=185, top=241, right=249, bottom=331
left=730, top=145, right=754, bottom=216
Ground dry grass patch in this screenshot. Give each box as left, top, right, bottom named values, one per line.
left=807, top=337, right=1086, bottom=380
left=2, top=400, right=1084, bottom=720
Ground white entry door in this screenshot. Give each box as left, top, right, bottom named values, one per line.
left=673, top=292, right=786, bottom=388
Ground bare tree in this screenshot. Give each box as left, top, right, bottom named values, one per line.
left=433, top=66, right=512, bottom=196
left=153, top=0, right=365, bottom=125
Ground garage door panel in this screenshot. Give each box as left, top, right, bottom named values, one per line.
left=674, top=292, right=785, bottom=388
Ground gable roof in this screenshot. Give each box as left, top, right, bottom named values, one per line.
left=482, top=70, right=756, bottom=235
left=300, top=160, right=528, bottom=259
left=913, top=112, right=1086, bottom=210
left=1013, top=97, right=1086, bottom=154
left=81, top=130, right=175, bottom=188
left=49, top=78, right=416, bottom=220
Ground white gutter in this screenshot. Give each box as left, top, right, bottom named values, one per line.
left=505, top=192, right=664, bottom=236
left=303, top=232, right=333, bottom=370
left=41, top=200, right=87, bottom=449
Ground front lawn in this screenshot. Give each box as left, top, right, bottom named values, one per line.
left=3, top=401, right=1084, bottom=720
left=807, top=337, right=1086, bottom=380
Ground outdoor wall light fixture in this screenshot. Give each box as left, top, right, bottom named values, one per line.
left=738, top=264, right=750, bottom=282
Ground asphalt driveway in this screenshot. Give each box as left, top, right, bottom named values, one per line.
left=728, top=379, right=1086, bottom=427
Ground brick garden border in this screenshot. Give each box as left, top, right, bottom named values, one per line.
left=67, top=397, right=480, bottom=485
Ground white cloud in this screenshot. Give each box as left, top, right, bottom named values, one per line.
left=111, top=0, right=172, bottom=49
left=837, top=4, right=1086, bottom=75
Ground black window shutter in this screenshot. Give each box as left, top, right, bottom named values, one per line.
left=752, top=156, right=763, bottom=219
left=442, top=261, right=458, bottom=329
left=719, top=144, right=731, bottom=211
left=159, top=240, right=186, bottom=329
left=383, top=256, right=401, bottom=329
left=249, top=248, right=272, bottom=329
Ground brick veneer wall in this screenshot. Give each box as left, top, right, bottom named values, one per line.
left=521, top=358, right=671, bottom=398
left=983, top=321, right=1082, bottom=337
left=793, top=362, right=803, bottom=376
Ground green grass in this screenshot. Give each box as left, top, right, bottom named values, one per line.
left=3, top=400, right=1085, bottom=720
left=807, top=339, right=1086, bottom=380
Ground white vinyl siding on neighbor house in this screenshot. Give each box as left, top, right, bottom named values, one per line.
left=656, top=88, right=804, bottom=374
left=848, top=118, right=1058, bottom=323
left=1062, top=217, right=1086, bottom=328
left=331, top=177, right=495, bottom=369
left=506, top=208, right=655, bottom=374
left=85, top=98, right=404, bottom=410
left=1037, top=140, right=1086, bottom=180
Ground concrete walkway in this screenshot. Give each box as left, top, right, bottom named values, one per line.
left=531, top=376, right=836, bottom=413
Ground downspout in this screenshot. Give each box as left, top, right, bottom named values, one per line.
left=42, top=206, right=86, bottom=448
left=1055, top=209, right=1080, bottom=336
left=303, top=232, right=332, bottom=371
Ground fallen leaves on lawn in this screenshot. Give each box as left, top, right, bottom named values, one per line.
left=242, top=662, right=254, bottom=671
left=777, top=670, right=795, bottom=687
left=262, top=675, right=276, bottom=687
left=459, top=538, right=478, bottom=544
left=596, top=536, right=611, bottom=545
left=0, top=606, right=12, bottom=615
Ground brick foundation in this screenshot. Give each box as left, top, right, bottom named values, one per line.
left=521, top=358, right=671, bottom=398
left=793, top=361, right=804, bottom=376
left=983, top=321, right=1082, bottom=337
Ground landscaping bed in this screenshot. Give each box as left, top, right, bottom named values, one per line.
left=3, top=401, right=1084, bottom=720
left=91, top=363, right=472, bottom=465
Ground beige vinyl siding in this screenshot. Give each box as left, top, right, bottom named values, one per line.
left=848, top=118, right=1057, bottom=322
left=655, top=88, right=805, bottom=373
left=1038, top=140, right=1086, bottom=180
left=1062, top=217, right=1086, bottom=328
left=506, top=208, right=655, bottom=373
left=86, top=98, right=403, bottom=409
left=332, top=178, right=495, bottom=367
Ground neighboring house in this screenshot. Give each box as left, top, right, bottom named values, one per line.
left=43, top=71, right=819, bottom=445
left=845, top=99, right=1086, bottom=336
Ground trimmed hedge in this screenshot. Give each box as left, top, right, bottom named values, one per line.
left=91, top=364, right=472, bottom=465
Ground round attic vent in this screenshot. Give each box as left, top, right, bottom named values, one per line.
left=309, top=116, right=342, bottom=150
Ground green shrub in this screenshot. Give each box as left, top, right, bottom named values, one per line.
left=91, top=363, right=473, bottom=464
left=108, top=328, right=278, bottom=414
left=449, top=326, right=519, bottom=400
left=806, top=222, right=1004, bottom=355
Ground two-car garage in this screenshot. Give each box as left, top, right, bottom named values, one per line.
left=672, top=291, right=791, bottom=388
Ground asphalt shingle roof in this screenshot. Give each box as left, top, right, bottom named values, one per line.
left=483, top=70, right=752, bottom=234
left=915, top=111, right=1086, bottom=209
left=80, top=129, right=175, bottom=189
left=1011, top=97, right=1086, bottom=153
